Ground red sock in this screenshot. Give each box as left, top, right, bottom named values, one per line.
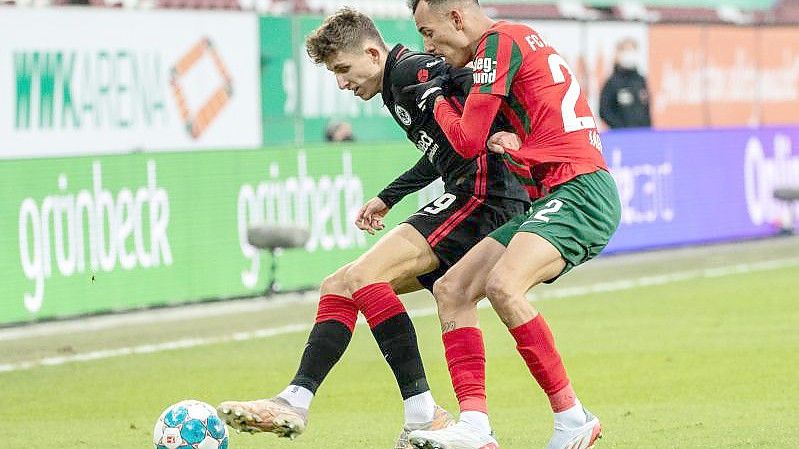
left=509, top=314, right=576, bottom=412
left=351, top=282, right=406, bottom=328
left=315, top=294, right=358, bottom=332
left=442, top=327, right=488, bottom=413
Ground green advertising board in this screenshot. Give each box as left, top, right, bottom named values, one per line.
left=260, top=15, right=424, bottom=146
left=0, top=142, right=440, bottom=324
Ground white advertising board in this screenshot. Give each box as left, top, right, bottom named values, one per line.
left=0, top=8, right=261, bottom=158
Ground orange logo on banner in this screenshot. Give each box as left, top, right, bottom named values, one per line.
left=649, top=25, right=799, bottom=129
left=759, top=27, right=799, bottom=125
left=705, top=26, right=759, bottom=127
left=170, top=37, right=233, bottom=139
left=648, top=26, right=705, bottom=128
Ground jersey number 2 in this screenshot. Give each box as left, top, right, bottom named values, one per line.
left=532, top=199, right=563, bottom=223
left=547, top=54, right=596, bottom=133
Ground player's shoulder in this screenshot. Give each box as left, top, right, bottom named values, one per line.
left=391, top=51, right=448, bottom=87
left=482, top=21, right=535, bottom=42
left=481, top=21, right=552, bottom=53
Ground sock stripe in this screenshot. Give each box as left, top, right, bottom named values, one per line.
left=316, top=294, right=358, bottom=332
left=352, top=282, right=407, bottom=328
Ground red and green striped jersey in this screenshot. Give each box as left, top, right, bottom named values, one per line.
left=471, top=21, right=608, bottom=190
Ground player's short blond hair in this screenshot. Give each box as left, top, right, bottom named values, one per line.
left=305, top=8, right=387, bottom=64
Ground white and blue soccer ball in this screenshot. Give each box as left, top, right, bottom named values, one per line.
left=153, top=400, right=229, bottom=449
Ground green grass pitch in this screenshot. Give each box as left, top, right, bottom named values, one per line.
left=1, top=264, right=797, bottom=448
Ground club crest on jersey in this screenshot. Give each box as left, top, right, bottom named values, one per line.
left=417, top=68, right=430, bottom=83
left=395, top=104, right=412, bottom=126
left=473, top=57, right=497, bottom=84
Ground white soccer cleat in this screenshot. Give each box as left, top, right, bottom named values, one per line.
left=546, top=409, right=602, bottom=449
left=395, top=405, right=456, bottom=449
left=409, top=420, right=499, bottom=449
left=217, top=397, right=307, bottom=439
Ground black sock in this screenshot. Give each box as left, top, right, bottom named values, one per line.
left=290, top=320, right=353, bottom=394
left=370, top=313, right=430, bottom=399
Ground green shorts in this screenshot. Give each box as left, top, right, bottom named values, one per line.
left=489, top=169, right=621, bottom=280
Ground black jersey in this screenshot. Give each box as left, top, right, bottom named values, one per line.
left=377, top=44, right=529, bottom=208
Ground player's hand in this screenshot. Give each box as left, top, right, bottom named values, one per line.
left=355, top=197, right=389, bottom=235
left=487, top=131, right=522, bottom=154
left=402, top=73, right=451, bottom=112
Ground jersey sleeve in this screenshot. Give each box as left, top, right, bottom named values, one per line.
left=471, top=31, right=524, bottom=97
left=377, top=156, right=440, bottom=208
left=433, top=92, right=503, bottom=159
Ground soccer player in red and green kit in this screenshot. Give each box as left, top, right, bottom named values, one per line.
left=403, top=1, right=622, bottom=449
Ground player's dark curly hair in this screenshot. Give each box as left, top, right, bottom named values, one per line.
left=306, top=7, right=387, bottom=64
left=407, top=0, right=479, bottom=13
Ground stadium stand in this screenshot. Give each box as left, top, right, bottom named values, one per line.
left=1, top=0, right=795, bottom=25
left=480, top=2, right=578, bottom=20
left=770, top=0, right=799, bottom=23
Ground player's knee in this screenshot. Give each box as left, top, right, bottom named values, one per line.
left=433, top=274, right=479, bottom=311
left=485, top=272, right=517, bottom=311
left=320, top=266, right=351, bottom=297
left=432, top=276, right=458, bottom=309
left=342, top=262, right=375, bottom=294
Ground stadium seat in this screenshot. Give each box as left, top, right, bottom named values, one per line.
left=771, top=0, right=799, bottom=23
left=557, top=0, right=603, bottom=20
left=646, top=5, right=721, bottom=22
left=3, top=0, right=794, bottom=25
left=716, top=5, right=753, bottom=24
left=612, top=1, right=661, bottom=21
left=480, top=3, right=564, bottom=19
left=8, top=0, right=55, bottom=6
left=773, top=188, right=799, bottom=234
left=246, top=225, right=311, bottom=296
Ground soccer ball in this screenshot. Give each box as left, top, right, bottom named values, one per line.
left=153, top=400, right=229, bottom=449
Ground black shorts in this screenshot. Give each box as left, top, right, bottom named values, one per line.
left=406, top=191, right=529, bottom=292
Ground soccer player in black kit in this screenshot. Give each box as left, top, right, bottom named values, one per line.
left=218, top=8, right=530, bottom=448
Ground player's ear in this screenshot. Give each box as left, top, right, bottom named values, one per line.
left=366, top=46, right=381, bottom=63
left=450, top=9, right=464, bottom=31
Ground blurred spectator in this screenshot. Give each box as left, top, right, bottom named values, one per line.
left=325, top=120, right=355, bottom=142
left=600, top=37, right=651, bottom=129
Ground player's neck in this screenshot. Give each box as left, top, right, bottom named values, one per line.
left=466, top=13, right=496, bottom=57
left=376, top=50, right=389, bottom=92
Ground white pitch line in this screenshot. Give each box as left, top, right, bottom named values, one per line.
left=0, top=291, right=319, bottom=342
left=0, top=324, right=309, bottom=374
left=1, top=257, right=797, bottom=374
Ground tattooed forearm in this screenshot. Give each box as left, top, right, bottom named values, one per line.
left=441, top=321, right=457, bottom=332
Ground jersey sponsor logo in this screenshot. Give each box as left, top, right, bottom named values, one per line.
left=394, top=104, right=412, bottom=126
left=425, top=58, right=443, bottom=68
left=473, top=57, right=497, bottom=85
left=416, top=130, right=440, bottom=162
left=417, top=68, right=430, bottom=83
